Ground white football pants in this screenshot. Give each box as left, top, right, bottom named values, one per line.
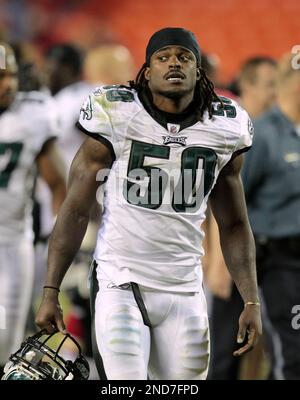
left=92, top=268, right=210, bottom=380
left=0, top=238, right=34, bottom=366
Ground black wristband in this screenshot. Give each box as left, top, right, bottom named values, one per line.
left=43, top=285, right=60, bottom=293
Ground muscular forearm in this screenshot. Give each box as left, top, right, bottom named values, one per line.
left=45, top=201, right=89, bottom=288
left=219, top=221, right=259, bottom=303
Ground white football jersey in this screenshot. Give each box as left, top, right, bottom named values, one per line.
left=0, top=91, right=59, bottom=243
left=78, top=85, right=253, bottom=292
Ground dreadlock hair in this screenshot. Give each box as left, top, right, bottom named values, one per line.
left=129, top=63, right=223, bottom=121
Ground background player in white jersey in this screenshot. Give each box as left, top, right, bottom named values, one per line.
left=0, top=43, right=66, bottom=375
left=36, top=28, right=262, bottom=380
left=34, top=45, right=92, bottom=255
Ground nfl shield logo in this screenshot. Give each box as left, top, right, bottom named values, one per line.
left=167, top=123, right=180, bottom=135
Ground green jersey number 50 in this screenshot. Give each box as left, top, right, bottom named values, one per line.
left=123, top=140, right=217, bottom=213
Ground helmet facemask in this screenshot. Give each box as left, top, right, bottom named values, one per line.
left=1, top=330, right=90, bottom=380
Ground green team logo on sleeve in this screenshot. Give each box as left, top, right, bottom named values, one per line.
left=80, top=96, right=93, bottom=120
left=104, top=86, right=134, bottom=103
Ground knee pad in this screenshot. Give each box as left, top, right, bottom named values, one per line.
left=174, top=315, right=210, bottom=379
left=104, top=304, right=144, bottom=356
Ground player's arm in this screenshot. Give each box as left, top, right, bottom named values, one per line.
left=209, top=154, right=262, bottom=356
left=36, top=139, right=66, bottom=215
left=35, top=137, right=113, bottom=334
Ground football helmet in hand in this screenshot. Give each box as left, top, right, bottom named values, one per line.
left=1, top=330, right=89, bottom=380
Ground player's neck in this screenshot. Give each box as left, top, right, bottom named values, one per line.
left=151, top=92, right=194, bottom=114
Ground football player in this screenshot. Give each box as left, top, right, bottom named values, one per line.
left=0, top=43, right=66, bottom=374
left=36, top=28, right=262, bottom=380
left=34, top=44, right=92, bottom=247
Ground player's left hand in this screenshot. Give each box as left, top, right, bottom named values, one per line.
left=233, top=303, right=262, bottom=357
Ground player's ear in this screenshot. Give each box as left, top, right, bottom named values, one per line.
left=196, top=68, right=201, bottom=81
left=144, top=67, right=151, bottom=81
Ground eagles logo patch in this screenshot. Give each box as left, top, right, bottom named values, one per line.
left=163, top=136, right=187, bottom=146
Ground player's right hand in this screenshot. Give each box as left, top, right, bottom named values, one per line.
left=35, top=290, right=66, bottom=335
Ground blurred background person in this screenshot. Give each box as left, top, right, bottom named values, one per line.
left=241, top=53, right=300, bottom=380
left=206, top=56, right=277, bottom=380
left=44, top=44, right=91, bottom=170
left=0, top=43, right=66, bottom=376
left=45, top=43, right=84, bottom=97
left=239, top=57, right=277, bottom=118
left=84, top=44, right=135, bottom=86
left=10, top=42, right=43, bottom=93
left=201, top=52, right=237, bottom=100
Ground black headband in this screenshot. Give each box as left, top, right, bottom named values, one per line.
left=146, top=27, right=201, bottom=65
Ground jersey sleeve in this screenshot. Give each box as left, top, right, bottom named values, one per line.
left=76, top=88, right=117, bottom=160
left=233, top=108, right=254, bottom=155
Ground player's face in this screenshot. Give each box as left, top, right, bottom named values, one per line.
left=145, top=46, right=199, bottom=100
left=251, top=63, right=277, bottom=111
left=0, top=60, right=18, bottom=108
left=44, top=59, right=67, bottom=95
